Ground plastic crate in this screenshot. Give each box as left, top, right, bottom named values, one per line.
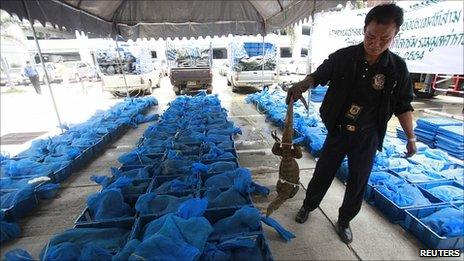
left=68, top=218, right=135, bottom=256
left=404, top=204, right=464, bottom=250
left=207, top=233, right=274, bottom=261
left=1, top=189, right=39, bottom=221
left=49, top=162, right=73, bottom=183
left=372, top=185, right=444, bottom=223
left=75, top=193, right=141, bottom=225
left=390, top=167, right=449, bottom=184
left=204, top=206, right=263, bottom=240
left=418, top=181, right=464, bottom=204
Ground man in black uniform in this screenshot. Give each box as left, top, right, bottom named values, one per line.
left=286, top=4, right=417, bottom=244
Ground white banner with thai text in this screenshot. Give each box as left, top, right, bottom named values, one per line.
left=311, top=1, right=463, bottom=74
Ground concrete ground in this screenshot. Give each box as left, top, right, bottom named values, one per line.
left=1, top=73, right=463, bottom=259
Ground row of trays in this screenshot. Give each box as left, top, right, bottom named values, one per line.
left=67, top=97, right=274, bottom=259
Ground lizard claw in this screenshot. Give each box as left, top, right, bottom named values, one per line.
left=271, top=130, right=281, bottom=143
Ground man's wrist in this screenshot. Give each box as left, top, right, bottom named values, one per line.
left=407, top=137, right=416, bottom=143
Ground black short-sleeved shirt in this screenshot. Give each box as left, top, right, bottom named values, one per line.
left=338, top=51, right=388, bottom=128
left=308, top=43, right=414, bottom=151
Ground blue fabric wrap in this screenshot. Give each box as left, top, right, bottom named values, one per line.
left=421, top=207, right=464, bottom=237
left=204, top=187, right=249, bottom=208
left=377, top=183, right=431, bottom=207
left=154, top=175, right=198, bottom=194
left=133, top=213, right=213, bottom=260
left=177, top=198, right=209, bottom=219
left=135, top=193, right=193, bottom=216
left=427, top=185, right=464, bottom=202
left=111, top=166, right=152, bottom=180
left=204, top=162, right=238, bottom=173
left=0, top=219, right=21, bottom=243
left=211, top=206, right=261, bottom=237
left=3, top=249, right=35, bottom=261
left=87, top=188, right=133, bottom=220
left=0, top=185, right=35, bottom=210
left=40, top=227, right=130, bottom=260
left=113, top=239, right=141, bottom=261
left=35, top=183, right=60, bottom=200
left=261, top=216, right=296, bottom=242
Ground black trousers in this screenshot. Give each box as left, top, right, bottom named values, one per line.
left=303, top=127, right=379, bottom=226
left=29, top=75, right=41, bottom=94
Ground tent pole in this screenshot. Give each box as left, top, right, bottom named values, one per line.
left=22, top=0, right=64, bottom=133
left=114, top=38, right=130, bottom=98
left=261, top=35, right=265, bottom=89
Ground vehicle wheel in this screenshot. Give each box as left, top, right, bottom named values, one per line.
left=207, top=90, right=212, bottom=94
left=232, top=86, right=238, bottom=93
left=175, top=90, right=181, bottom=95
left=227, top=79, right=231, bottom=86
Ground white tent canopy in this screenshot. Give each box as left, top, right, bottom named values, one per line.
left=2, top=0, right=338, bottom=39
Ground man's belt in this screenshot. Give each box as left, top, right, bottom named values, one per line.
left=337, top=124, right=357, bottom=132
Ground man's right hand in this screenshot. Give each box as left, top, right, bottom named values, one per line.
left=286, top=81, right=306, bottom=104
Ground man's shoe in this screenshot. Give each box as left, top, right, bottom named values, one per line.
left=295, top=206, right=310, bottom=223
left=336, top=222, right=353, bottom=244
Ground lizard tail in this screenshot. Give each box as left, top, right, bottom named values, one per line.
left=266, top=195, right=289, bottom=217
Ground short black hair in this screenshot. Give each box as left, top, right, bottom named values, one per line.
left=364, top=4, right=404, bottom=31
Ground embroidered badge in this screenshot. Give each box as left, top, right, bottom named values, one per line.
left=345, top=103, right=363, bottom=121
left=372, top=74, right=385, bottom=90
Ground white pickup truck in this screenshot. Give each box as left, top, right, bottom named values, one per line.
left=227, top=68, right=276, bottom=92
left=101, top=70, right=161, bottom=97
left=227, top=42, right=277, bottom=92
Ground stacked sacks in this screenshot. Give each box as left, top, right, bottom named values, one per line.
left=413, top=117, right=462, bottom=148
left=435, top=125, right=464, bottom=160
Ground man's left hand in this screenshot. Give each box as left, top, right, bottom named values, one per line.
left=405, top=141, right=417, bottom=157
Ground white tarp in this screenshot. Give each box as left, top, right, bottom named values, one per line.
left=311, top=1, right=464, bottom=75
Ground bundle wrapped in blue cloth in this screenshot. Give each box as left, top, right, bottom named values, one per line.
left=395, top=165, right=444, bottom=183
left=377, top=183, right=431, bottom=207
left=154, top=174, right=199, bottom=194
left=425, top=185, right=464, bottom=202
left=39, top=227, right=130, bottom=260
left=135, top=193, right=193, bottom=216
left=0, top=211, right=20, bottom=243
left=369, top=171, right=405, bottom=187
left=86, top=188, right=133, bottom=220
left=420, top=207, right=464, bottom=237
left=111, top=166, right=153, bottom=180
left=203, top=168, right=269, bottom=196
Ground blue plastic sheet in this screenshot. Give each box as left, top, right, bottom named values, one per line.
left=421, top=207, right=464, bottom=237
